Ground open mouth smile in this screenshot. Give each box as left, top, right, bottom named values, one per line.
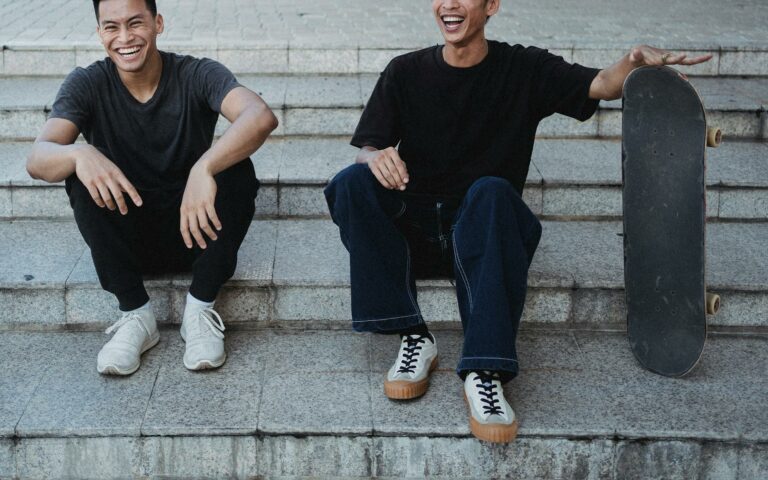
left=441, top=15, right=465, bottom=32
left=116, top=46, right=142, bottom=59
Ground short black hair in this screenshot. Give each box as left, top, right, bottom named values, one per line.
left=92, top=0, right=157, bottom=20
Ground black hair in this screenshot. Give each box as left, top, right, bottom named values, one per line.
left=92, top=0, right=157, bottom=20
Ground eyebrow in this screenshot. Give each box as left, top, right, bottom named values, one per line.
left=101, top=14, right=145, bottom=26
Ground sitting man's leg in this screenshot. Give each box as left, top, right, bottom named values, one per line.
left=66, top=176, right=160, bottom=376
left=451, top=176, right=542, bottom=443
left=325, top=163, right=438, bottom=399
left=179, top=159, right=258, bottom=370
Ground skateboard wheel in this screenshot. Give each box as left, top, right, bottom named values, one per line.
left=706, top=293, right=721, bottom=315
left=707, top=127, right=722, bottom=148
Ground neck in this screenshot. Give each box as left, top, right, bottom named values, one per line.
left=442, top=37, right=489, bottom=68
left=118, top=49, right=163, bottom=101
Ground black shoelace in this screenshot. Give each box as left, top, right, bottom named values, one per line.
left=396, top=335, right=428, bottom=374
left=475, top=371, right=504, bottom=416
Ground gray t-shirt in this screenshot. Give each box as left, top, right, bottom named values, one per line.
left=51, top=51, right=242, bottom=204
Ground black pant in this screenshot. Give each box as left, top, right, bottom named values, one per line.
left=66, top=160, right=259, bottom=311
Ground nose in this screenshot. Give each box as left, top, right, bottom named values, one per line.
left=117, top=25, right=133, bottom=43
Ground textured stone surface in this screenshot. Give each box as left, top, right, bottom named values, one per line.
left=11, top=186, right=70, bottom=218
left=289, top=49, right=358, bottom=74
left=284, top=107, right=362, bottom=135
left=258, top=372, right=372, bottom=434
left=285, top=76, right=363, bottom=107
left=141, top=333, right=266, bottom=436
left=15, top=332, right=160, bottom=437
left=264, top=330, right=370, bottom=373
left=141, top=436, right=259, bottom=478
left=15, top=437, right=140, bottom=479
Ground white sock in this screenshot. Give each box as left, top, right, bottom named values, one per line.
left=125, top=301, right=152, bottom=314
left=186, top=292, right=214, bottom=309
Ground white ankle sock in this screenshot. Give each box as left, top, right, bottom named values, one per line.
left=125, top=301, right=152, bottom=314
left=186, top=292, right=214, bottom=309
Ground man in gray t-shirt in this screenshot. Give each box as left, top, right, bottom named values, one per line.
left=27, top=0, right=278, bottom=375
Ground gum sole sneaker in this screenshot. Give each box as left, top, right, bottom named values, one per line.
left=97, top=309, right=160, bottom=376
left=464, top=371, right=519, bottom=443
left=384, top=334, right=438, bottom=400
left=180, top=305, right=226, bottom=371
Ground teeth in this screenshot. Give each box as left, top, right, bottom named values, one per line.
left=118, top=47, right=140, bottom=55
left=442, top=16, right=464, bottom=23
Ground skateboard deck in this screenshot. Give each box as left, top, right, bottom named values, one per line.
left=621, top=66, right=720, bottom=377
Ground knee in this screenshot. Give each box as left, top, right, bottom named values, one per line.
left=325, top=163, right=375, bottom=205
left=465, top=176, right=516, bottom=204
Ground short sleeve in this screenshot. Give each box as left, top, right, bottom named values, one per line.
left=49, top=67, right=92, bottom=132
left=351, top=61, right=401, bottom=150
left=192, top=58, right=242, bottom=113
left=531, top=48, right=601, bottom=121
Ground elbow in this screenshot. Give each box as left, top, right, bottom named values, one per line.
left=26, top=151, right=42, bottom=180
left=262, top=109, right=279, bottom=133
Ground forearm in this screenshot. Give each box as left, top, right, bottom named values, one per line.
left=194, top=105, right=278, bottom=176
left=355, top=146, right=378, bottom=164
left=26, top=142, right=79, bottom=183
left=589, top=53, right=635, bottom=101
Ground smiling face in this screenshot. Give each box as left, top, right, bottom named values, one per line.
left=97, top=0, right=163, bottom=74
left=432, top=0, right=499, bottom=48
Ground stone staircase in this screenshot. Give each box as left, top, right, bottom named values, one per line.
left=2, top=30, right=768, bottom=480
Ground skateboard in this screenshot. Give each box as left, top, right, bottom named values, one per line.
left=621, top=66, right=721, bottom=377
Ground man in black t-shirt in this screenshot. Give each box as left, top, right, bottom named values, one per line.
left=324, top=0, right=710, bottom=443
left=27, top=0, right=278, bottom=375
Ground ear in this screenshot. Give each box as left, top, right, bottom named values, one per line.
left=485, top=0, right=500, bottom=18
left=155, top=13, right=164, bottom=34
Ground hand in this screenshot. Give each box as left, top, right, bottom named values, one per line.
left=73, top=145, right=142, bottom=215
left=180, top=163, right=221, bottom=249
left=629, top=45, right=713, bottom=69
left=364, top=147, right=409, bottom=191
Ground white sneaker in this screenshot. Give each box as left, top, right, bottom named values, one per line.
left=180, top=305, right=226, bottom=370
left=463, top=371, right=519, bottom=443
left=97, top=308, right=160, bottom=376
left=384, top=334, right=438, bottom=399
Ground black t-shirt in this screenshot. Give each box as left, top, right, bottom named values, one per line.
left=351, top=41, right=601, bottom=195
left=51, top=51, right=242, bottom=203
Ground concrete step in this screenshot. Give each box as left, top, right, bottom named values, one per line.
left=0, top=75, right=766, bottom=141
left=2, top=218, right=767, bottom=331
left=0, top=328, right=766, bottom=479
left=3, top=138, right=767, bottom=221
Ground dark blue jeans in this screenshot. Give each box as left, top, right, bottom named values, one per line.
left=324, top=164, right=542, bottom=381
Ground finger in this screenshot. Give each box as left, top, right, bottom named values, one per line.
left=106, top=179, right=128, bottom=215
left=369, top=164, right=392, bottom=189
left=381, top=156, right=404, bottom=189
left=180, top=214, right=194, bottom=249
left=117, top=176, right=143, bottom=207
left=682, top=54, right=713, bottom=66
left=206, top=203, right=222, bottom=231
left=390, top=152, right=409, bottom=185
left=187, top=214, right=207, bottom=249
left=86, top=183, right=106, bottom=208
left=197, top=208, right=218, bottom=242
left=96, top=183, right=116, bottom=211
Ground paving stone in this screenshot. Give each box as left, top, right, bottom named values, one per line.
left=257, top=436, right=374, bottom=478
left=288, top=49, right=357, bottom=74
left=538, top=112, right=599, bottom=137
left=0, top=110, right=47, bottom=140
left=0, top=439, right=13, bottom=479
left=141, top=333, right=266, bottom=436
left=708, top=223, right=768, bottom=290
left=543, top=186, right=623, bottom=218
left=0, top=220, right=84, bottom=288
left=370, top=371, right=469, bottom=436
left=572, top=333, right=768, bottom=441
left=284, top=107, right=362, bottom=135
left=533, top=139, right=620, bottom=185
left=373, top=436, right=615, bottom=479
left=0, top=188, right=10, bottom=218
left=264, top=330, right=369, bottom=373
left=258, top=371, right=372, bottom=435
left=708, top=142, right=768, bottom=187
left=719, top=189, right=768, bottom=220
left=279, top=138, right=355, bottom=183
left=141, top=436, right=259, bottom=478
left=738, top=444, right=768, bottom=480
left=278, top=185, right=331, bottom=217
left=15, top=437, right=140, bottom=479
left=720, top=51, right=768, bottom=76
left=614, top=441, right=704, bottom=480
left=4, top=49, right=75, bottom=76
left=11, top=186, right=70, bottom=218
left=285, top=76, right=363, bottom=108
left=359, top=49, right=413, bottom=73
left=218, top=48, right=288, bottom=74
left=251, top=138, right=283, bottom=183
left=0, top=77, right=60, bottom=109
left=15, top=332, right=160, bottom=437
left=235, top=75, right=289, bottom=108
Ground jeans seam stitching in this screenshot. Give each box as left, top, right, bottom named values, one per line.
left=460, top=357, right=519, bottom=363
left=452, top=230, right=474, bottom=313
left=353, top=313, right=421, bottom=323
left=403, top=240, right=422, bottom=317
